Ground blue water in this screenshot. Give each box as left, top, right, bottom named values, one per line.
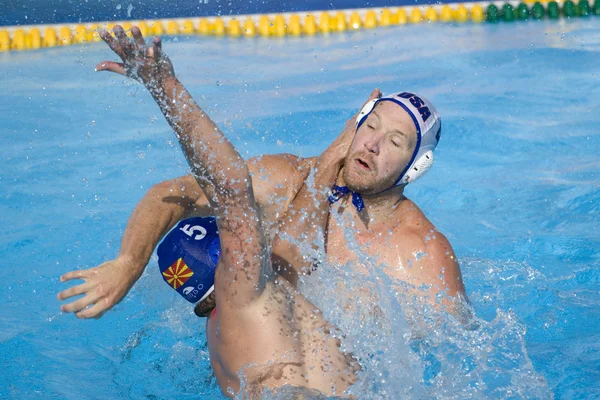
left=2, top=20, right=600, bottom=399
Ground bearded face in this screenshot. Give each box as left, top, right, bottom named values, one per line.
left=342, top=150, right=400, bottom=195
left=342, top=101, right=418, bottom=195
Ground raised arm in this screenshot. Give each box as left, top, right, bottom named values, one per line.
left=58, top=27, right=312, bottom=317
left=96, top=26, right=274, bottom=308
left=118, top=154, right=309, bottom=279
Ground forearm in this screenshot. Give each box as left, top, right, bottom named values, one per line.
left=148, top=76, right=251, bottom=209
left=272, top=156, right=341, bottom=279
left=116, top=184, right=191, bottom=276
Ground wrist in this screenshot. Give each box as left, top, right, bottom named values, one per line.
left=116, top=253, right=146, bottom=281
left=318, top=152, right=345, bottom=171
left=313, top=157, right=343, bottom=190
left=146, top=75, right=180, bottom=100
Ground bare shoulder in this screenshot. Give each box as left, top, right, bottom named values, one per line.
left=248, top=153, right=315, bottom=183
left=394, top=198, right=466, bottom=299
left=248, top=154, right=317, bottom=208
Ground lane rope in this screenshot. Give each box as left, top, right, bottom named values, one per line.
left=1, top=1, right=598, bottom=52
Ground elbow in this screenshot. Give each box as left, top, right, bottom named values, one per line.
left=146, top=180, right=180, bottom=201
left=146, top=178, right=197, bottom=211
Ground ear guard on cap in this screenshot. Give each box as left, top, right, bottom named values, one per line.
left=399, top=150, right=434, bottom=185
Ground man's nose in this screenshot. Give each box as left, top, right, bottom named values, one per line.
left=364, top=137, right=380, bottom=155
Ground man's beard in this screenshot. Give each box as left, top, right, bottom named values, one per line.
left=342, top=152, right=399, bottom=196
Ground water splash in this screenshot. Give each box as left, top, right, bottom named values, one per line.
left=269, top=204, right=552, bottom=399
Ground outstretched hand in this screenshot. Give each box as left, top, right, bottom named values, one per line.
left=57, top=257, right=141, bottom=319
left=95, top=25, right=175, bottom=87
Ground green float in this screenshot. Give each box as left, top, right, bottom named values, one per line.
left=578, top=0, right=591, bottom=15
left=516, top=2, right=530, bottom=19
left=487, top=4, right=500, bottom=22
left=502, top=3, right=516, bottom=21
left=547, top=1, right=560, bottom=18
left=531, top=1, right=545, bottom=18
left=594, top=0, right=600, bottom=15
left=563, top=0, right=577, bottom=16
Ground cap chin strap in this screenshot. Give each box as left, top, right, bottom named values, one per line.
left=328, top=185, right=365, bottom=212
left=328, top=152, right=433, bottom=211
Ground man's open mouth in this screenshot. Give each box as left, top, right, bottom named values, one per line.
left=355, top=158, right=371, bottom=170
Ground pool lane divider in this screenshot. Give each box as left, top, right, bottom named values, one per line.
left=1, top=0, right=599, bottom=52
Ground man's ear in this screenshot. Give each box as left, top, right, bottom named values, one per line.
left=194, top=291, right=216, bottom=318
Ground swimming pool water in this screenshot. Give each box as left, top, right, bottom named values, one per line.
left=1, top=19, right=599, bottom=399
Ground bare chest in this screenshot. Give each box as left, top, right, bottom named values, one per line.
left=325, top=213, right=416, bottom=279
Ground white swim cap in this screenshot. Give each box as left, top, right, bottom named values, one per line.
left=355, top=91, right=442, bottom=186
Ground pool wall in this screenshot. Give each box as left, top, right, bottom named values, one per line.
left=2, top=1, right=599, bottom=52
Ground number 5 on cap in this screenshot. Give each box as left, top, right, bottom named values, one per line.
left=180, top=224, right=207, bottom=240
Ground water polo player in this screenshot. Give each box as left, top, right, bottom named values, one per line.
left=59, top=30, right=466, bottom=328
left=68, top=25, right=361, bottom=397
left=155, top=90, right=453, bottom=320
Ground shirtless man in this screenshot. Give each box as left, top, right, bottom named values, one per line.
left=67, top=26, right=359, bottom=397
left=57, top=36, right=466, bottom=318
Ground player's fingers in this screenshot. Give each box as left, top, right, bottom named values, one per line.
left=145, top=45, right=155, bottom=60
left=362, top=88, right=381, bottom=107
left=60, top=269, right=90, bottom=283
left=61, top=292, right=101, bottom=314
left=93, top=310, right=106, bottom=320
left=113, top=25, right=133, bottom=55
left=76, top=301, right=108, bottom=319
left=352, top=88, right=382, bottom=121
left=153, top=36, right=162, bottom=52
left=152, top=37, right=164, bottom=62
left=100, top=30, right=127, bottom=61
left=95, top=61, right=126, bottom=75
left=57, top=281, right=92, bottom=301
left=131, top=26, right=145, bottom=53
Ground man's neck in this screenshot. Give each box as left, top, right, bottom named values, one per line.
left=358, top=187, right=405, bottom=227
left=335, top=172, right=406, bottom=228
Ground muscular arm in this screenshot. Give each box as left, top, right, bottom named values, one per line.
left=394, top=228, right=468, bottom=316
left=116, top=175, right=209, bottom=279
left=144, top=72, right=272, bottom=307
left=271, top=156, right=337, bottom=285
left=58, top=27, right=308, bottom=318
left=117, top=154, right=308, bottom=281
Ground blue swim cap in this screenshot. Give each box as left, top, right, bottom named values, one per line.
left=157, top=217, right=220, bottom=304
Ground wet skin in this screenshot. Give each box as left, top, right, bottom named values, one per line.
left=58, top=25, right=361, bottom=398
